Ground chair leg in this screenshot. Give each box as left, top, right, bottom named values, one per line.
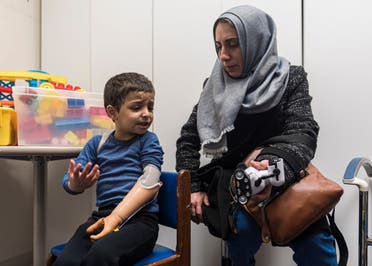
left=221, top=240, right=232, bottom=266
left=46, top=254, right=56, bottom=266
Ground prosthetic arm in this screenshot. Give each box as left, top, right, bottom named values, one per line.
left=87, top=164, right=162, bottom=241
left=232, top=158, right=285, bottom=205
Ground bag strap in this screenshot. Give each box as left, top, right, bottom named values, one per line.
left=327, top=209, right=348, bottom=266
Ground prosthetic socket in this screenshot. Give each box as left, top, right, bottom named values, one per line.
left=112, top=164, right=162, bottom=226
left=232, top=158, right=285, bottom=205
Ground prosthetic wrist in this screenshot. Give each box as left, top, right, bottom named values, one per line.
left=232, top=158, right=285, bottom=205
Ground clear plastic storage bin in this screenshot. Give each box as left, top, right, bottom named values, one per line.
left=13, top=86, right=113, bottom=146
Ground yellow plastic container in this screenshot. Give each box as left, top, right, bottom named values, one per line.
left=0, top=107, right=17, bottom=145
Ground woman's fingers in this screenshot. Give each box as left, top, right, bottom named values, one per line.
left=203, top=195, right=210, bottom=206
left=250, top=160, right=269, bottom=170
left=190, top=192, right=208, bottom=224
left=195, top=204, right=204, bottom=223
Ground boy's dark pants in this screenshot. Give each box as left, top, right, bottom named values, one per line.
left=53, top=208, right=159, bottom=266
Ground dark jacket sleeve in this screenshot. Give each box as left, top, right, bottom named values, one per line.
left=256, top=65, right=319, bottom=182
left=175, top=104, right=203, bottom=192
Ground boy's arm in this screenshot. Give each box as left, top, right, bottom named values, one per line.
left=87, top=164, right=162, bottom=241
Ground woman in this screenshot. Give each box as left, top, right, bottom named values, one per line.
left=176, top=5, right=337, bottom=266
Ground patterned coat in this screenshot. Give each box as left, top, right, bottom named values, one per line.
left=176, top=65, right=319, bottom=193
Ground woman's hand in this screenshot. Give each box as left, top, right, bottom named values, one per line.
left=190, top=191, right=209, bottom=224
left=86, top=212, right=122, bottom=241
left=67, top=159, right=100, bottom=193
left=249, top=160, right=272, bottom=203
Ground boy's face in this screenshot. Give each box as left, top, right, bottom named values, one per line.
left=107, top=90, right=154, bottom=141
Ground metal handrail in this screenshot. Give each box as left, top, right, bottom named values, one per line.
left=343, top=157, right=372, bottom=266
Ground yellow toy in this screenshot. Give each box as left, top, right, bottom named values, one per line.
left=0, top=107, right=17, bottom=145
left=0, top=70, right=67, bottom=85
left=64, top=131, right=80, bottom=145
left=91, top=116, right=114, bottom=129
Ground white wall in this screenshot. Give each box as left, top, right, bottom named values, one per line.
left=305, top=0, right=372, bottom=264
left=41, top=0, right=91, bottom=90
left=152, top=2, right=222, bottom=265
left=0, top=1, right=40, bottom=265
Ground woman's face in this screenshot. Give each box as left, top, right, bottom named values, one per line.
left=215, top=22, right=243, bottom=78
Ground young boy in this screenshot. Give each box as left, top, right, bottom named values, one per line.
left=53, top=72, right=164, bottom=266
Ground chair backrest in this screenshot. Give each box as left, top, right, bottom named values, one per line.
left=158, top=172, right=178, bottom=228
left=157, top=170, right=191, bottom=266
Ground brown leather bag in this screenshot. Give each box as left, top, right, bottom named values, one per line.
left=237, top=148, right=344, bottom=245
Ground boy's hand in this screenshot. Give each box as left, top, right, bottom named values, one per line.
left=86, top=212, right=122, bottom=241
left=68, top=159, right=100, bottom=193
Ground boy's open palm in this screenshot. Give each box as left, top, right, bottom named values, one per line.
left=68, top=159, right=100, bottom=193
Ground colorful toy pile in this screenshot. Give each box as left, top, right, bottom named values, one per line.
left=0, top=70, right=71, bottom=108
left=0, top=87, right=14, bottom=108
left=13, top=86, right=113, bottom=146
left=0, top=70, right=113, bottom=146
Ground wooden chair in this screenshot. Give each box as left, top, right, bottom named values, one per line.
left=46, top=170, right=191, bottom=266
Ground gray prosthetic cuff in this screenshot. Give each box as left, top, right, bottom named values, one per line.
left=138, top=164, right=162, bottom=189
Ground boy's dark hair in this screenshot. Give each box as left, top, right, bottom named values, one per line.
left=104, top=72, right=154, bottom=111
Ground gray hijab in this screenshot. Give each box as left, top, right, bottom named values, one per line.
left=197, top=5, right=290, bottom=157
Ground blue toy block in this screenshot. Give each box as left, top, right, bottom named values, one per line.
left=27, top=70, right=49, bottom=87
left=54, top=117, right=91, bottom=131
left=67, top=98, right=85, bottom=108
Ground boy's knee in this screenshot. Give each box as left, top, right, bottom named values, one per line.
left=82, top=243, right=114, bottom=265
left=53, top=256, right=80, bottom=266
